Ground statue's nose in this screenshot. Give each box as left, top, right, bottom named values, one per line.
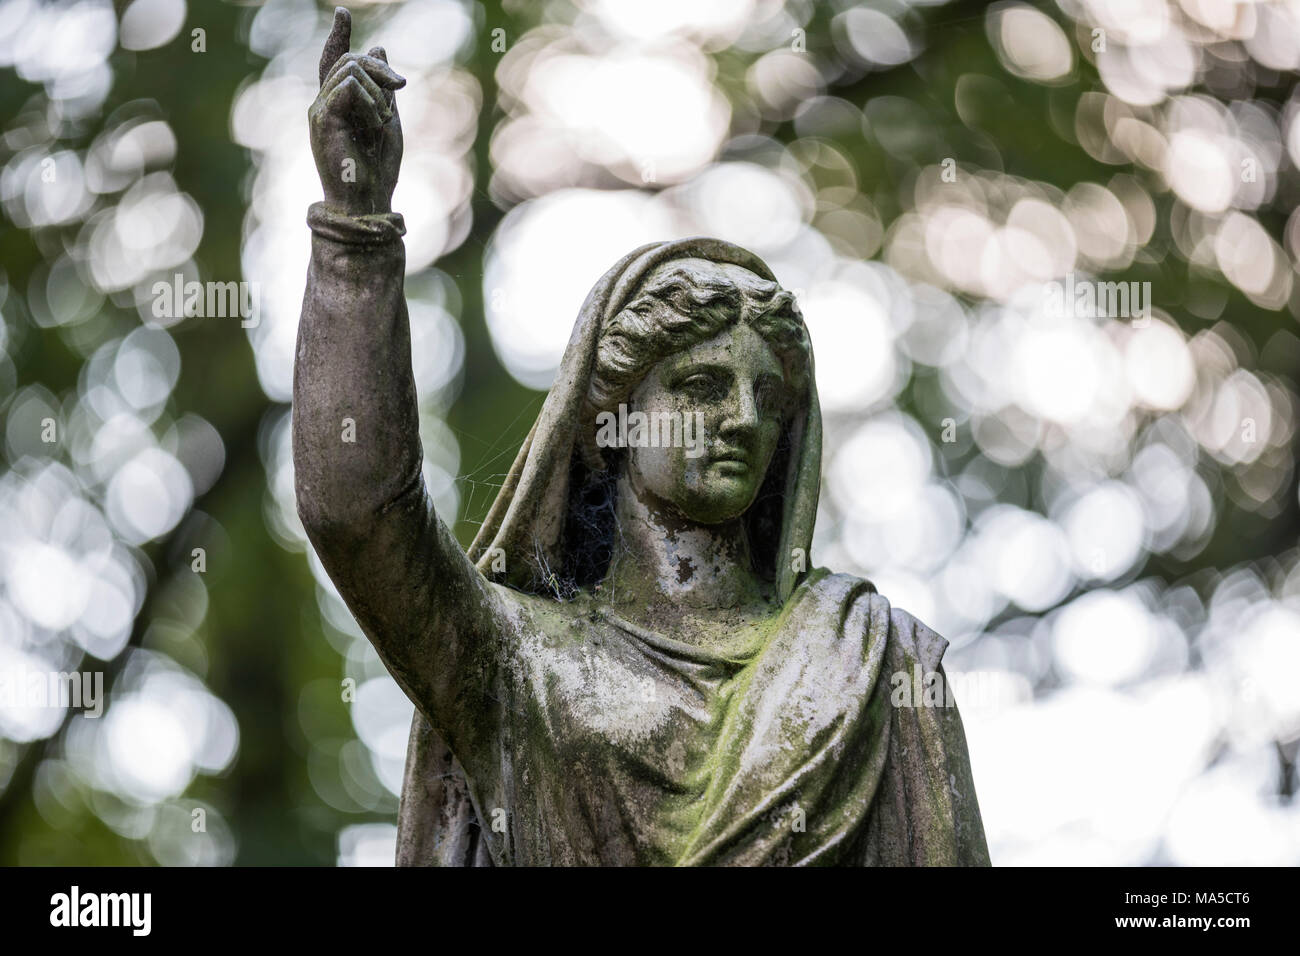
left=718, top=380, right=761, bottom=437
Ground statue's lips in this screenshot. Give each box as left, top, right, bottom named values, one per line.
left=708, top=450, right=751, bottom=473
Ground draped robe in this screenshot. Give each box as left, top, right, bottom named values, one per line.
left=293, top=205, right=990, bottom=866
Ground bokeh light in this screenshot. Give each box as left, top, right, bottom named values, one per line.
left=1, top=0, right=1297, bottom=868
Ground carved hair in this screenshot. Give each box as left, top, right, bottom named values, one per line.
left=580, top=259, right=811, bottom=468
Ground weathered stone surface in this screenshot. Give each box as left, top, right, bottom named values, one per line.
left=293, top=8, right=989, bottom=866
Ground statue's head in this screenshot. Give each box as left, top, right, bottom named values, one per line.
left=581, top=257, right=811, bottom=525
left=470, top=239, right=820, bottom=598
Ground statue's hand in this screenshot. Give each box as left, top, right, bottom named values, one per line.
left=309, top=7, right=405, bottom=216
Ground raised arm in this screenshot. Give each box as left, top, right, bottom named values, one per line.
left=292, top=9, right=502, bottom=758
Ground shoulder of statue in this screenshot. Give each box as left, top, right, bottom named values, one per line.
left=788, top=567, right=876, bottom=606
left=791, top=570, right=949, bottom=672
left=486, top=579, right=591, bottom=630
left=884, top=601, right=949, bottom=675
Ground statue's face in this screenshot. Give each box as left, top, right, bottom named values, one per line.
left=625, top=321, right=790, bottom=525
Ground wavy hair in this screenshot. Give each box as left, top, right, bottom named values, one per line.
left=580, top=258, right=811, bottom=468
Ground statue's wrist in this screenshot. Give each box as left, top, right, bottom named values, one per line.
left=339, top=200, right=392, bottom=217
left=319, top=196, right=392, bottom=217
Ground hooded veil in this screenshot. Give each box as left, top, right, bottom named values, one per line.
left=393, top=238, right=987, bottom=866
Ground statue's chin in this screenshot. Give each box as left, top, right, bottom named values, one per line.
left=623, top=459, right=762, bottom=526
left=670, top=483, right=758, bottom=526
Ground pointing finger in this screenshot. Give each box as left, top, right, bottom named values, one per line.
left=319, top=7, right=352, bottom=88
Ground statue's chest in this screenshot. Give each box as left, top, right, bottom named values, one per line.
left=510, top=620, right=742, bottom=780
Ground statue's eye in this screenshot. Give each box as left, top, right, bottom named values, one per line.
left=678, top=372, right=726, bottom=400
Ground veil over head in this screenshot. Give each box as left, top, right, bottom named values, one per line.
left=398, top=237, right=824, bottom=866
left=466, top=236, right=823, bottom=604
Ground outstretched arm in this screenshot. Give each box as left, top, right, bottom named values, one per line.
left=293, top=8, right=502, bottom=761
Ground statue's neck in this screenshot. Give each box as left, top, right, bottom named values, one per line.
left=601, top=472, right=768, bottom=616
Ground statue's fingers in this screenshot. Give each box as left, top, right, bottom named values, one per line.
left=355, top=53, right=405, bottom=90
left=318, top=7, right=352, bottom=87
left=336, top=61, right=392, bottom=122
left=322, top=52, right=404, bottom=98
left=319, top=62, right=393, bottom=127
left=328, top=75, right=384, bottom=129
left=320, top=51, right=356, bottom=92
left=366, top=47, right=404, bottom=106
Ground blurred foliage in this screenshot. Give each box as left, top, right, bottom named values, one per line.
left=0, top=0, right=1297, bottom=865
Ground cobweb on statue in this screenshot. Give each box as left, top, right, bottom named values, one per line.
left=442, top=408, right=797, bottom=603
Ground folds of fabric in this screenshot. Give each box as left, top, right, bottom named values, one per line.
left=397, top=571, right=990, bottom=866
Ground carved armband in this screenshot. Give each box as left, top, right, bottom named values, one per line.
left=307, top=201, right=406, bottom=245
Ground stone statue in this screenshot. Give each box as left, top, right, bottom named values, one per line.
left=294, top=8, right=989, bottom=866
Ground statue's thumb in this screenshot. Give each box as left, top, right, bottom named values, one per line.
left=319, top=7, right=352, bottom=87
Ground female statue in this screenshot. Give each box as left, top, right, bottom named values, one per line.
left=294, top=9, right=989, bottom=866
